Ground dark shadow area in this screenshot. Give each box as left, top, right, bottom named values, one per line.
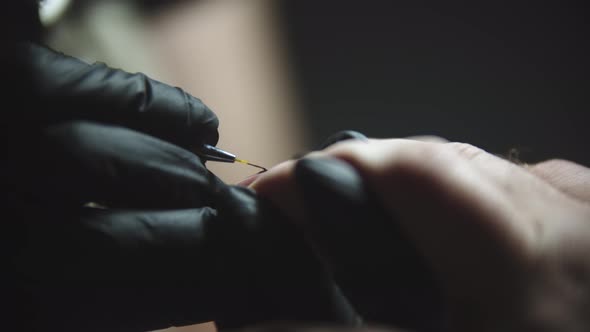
left=279, top=1, right=589, bottom=165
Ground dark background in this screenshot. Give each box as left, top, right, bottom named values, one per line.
left=278, top=1, right=589, bottom=166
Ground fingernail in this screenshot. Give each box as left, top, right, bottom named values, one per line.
left=295, top=157, right=368, bottom=234
left=317, top=130, right=368, bottom=150
left=236, top=173, right=261, bottom=187
left=296, top=158, right=367, bottom=209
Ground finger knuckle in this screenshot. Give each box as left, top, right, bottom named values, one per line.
left=447, top=142, right=486, bottom=160
left=407, top=135, right=449, bottom=143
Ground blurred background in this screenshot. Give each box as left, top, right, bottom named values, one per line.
left=280, top=1, right=589, bottom=166
left=40, top=0, right=589, bottom=330
left=43, top=0, right=590, bottom=184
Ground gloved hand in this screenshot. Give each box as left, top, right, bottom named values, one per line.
left=252, top=131, right=444, bottom=332
left=1, top=44, right=359, bottom=331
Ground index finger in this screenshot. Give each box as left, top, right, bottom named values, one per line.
left=13, top=43, right=219, bottom=148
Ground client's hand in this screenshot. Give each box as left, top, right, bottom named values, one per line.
left=251, top=137, right=590, bottom=332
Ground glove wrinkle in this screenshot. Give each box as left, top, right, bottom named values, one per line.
left=33, top=121, right=215, bottom=209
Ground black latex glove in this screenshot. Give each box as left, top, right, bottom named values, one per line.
left=294, top=131, right=444, bottom=332
left=1, top=44, right=359, bottom=331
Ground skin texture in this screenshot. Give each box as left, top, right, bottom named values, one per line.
left=251, top=138, right=590, bottom=332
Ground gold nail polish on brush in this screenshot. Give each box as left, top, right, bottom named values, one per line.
left=196, top=144, right=267, bottom=173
